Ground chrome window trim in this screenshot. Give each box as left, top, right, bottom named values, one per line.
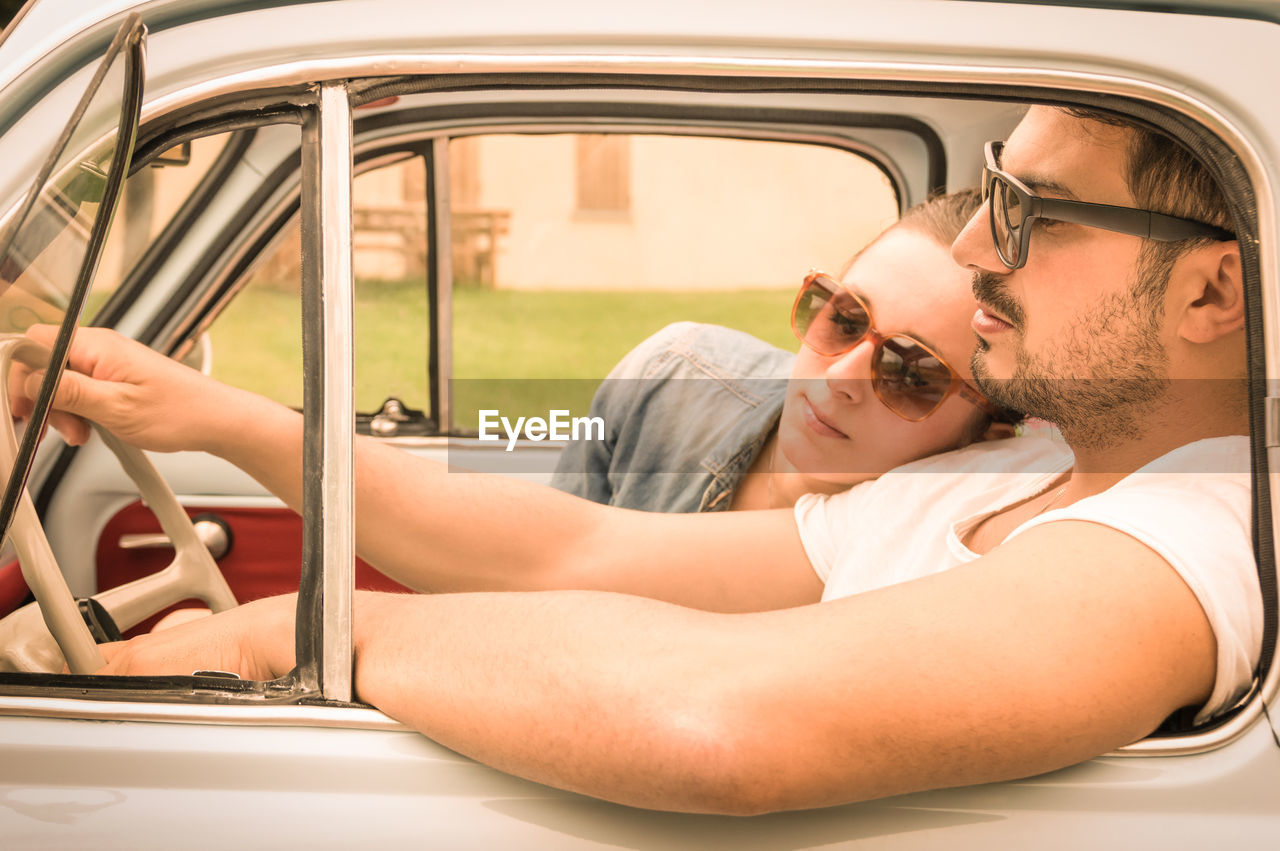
left=431, top=136, right=453, bottom=433
left=0, top=694, right=405, bottom=731
left=317, top=82, right=356, bottom=704
left=297, top=81, right=355, bottom=702
left=70, top=54, right=1277, bottom=754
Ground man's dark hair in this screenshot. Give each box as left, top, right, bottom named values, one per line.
left=1062, top=107, right=1233, bottom=303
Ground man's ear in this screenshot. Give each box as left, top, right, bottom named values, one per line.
left=1176, top=240, right=1244, bottom=344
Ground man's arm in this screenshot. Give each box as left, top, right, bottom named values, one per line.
left=22, top=327, right=821, bottom=612
left=99, top=518, right=1216, bottom=814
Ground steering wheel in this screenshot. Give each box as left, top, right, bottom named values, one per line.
left=0, top=336, right=237, bottom=674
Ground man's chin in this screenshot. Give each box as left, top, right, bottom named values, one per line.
left=969, top=350, right=1027, bottom=415
left=970, top=348, right=1011, bottom=389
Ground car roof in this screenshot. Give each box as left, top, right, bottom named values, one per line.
left=0, top=0, right=1275, bottom=204
left=5, top=0, right=1277, bottom=52
left=0, top=0, right=140, bottom=74
left=3, top=0, right=1277, bottom=85
left=983, top=0, right=1280, bottom=24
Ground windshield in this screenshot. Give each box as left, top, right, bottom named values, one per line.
left=0, top=16, right=145, bottom=542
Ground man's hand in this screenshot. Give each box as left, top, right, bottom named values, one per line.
left=11, top=325, right=252, bottom=453
left=97, top=595, right=296, bottom=681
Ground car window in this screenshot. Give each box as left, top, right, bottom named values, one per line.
left=207, top=150, right=432, bottom=416
left=0, top=33, right=1264, bottom=812
left=202, top=131, right=896, bottom=437
left=448, top=133, right=897, bottom=432
left=90, top=133, right=231, bottom=321
left=0, top=16, right=143, bottom=541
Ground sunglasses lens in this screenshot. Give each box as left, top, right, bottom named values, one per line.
left=794, top=280, right=870, bottom=355
left=875, top=336, right=954, bottom=420
left=989, top=176, right=1023, bottom=267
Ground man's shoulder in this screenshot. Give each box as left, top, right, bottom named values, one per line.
left=1010, top=435, right=1258, bottom=724
left=1131, top=435, right=1251, bottom=476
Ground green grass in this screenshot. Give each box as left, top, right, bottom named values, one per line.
left=208, top=278, right=797, bottom=427
left=207, top=284, right=305, bottom=408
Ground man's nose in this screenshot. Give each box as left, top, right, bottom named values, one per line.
left=825, top=340, right=875, bottom=402
left=951, top=202, right=1004, bottom=273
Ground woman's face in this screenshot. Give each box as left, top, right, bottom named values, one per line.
left=777, top=225, right=988, bottom=486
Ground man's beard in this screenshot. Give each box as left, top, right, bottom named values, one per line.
left=970, top=271, right=1170, bottom=451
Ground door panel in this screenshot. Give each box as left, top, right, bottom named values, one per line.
left=95, top=501, right=412, bottom=636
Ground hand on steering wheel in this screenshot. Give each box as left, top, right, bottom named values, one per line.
left=0, top=334, right=237, bottom=674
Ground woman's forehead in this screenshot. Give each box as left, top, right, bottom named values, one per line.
left=842, top=228, right=976, bottom=319
left=841, top=227, right=979, bottom=366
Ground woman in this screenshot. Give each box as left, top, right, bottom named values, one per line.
left=549, top=190, right=1018, bottom=510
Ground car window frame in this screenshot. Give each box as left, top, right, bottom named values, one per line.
left=138, top=110, right=936, bottom=437
left=296, top=77, right=1274, bottom=753
left=0, top=14, right=147, bottom=542
left=0, top=60, right=1267, bottom=759
left=290, top=89, right=934, bottom=706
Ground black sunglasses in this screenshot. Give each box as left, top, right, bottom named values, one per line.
left=982, top=141, right=1235, bottom=270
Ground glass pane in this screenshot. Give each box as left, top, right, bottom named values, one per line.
left=448, top=133, right=898, bottom=431
left=0, top=73, right=126, bottom=334
left=0, top=19, right=142, bottom=542
left=208, top=152, right=431, bottom=419
left=351, top=153, right=430, bottom=418
left=90, top=134, right=231, bottom=319
left=208, top=221, right=304, bottom=408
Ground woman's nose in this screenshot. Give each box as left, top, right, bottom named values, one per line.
left=824, top=340, right=876, bottom=402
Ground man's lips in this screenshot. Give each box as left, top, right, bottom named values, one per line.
left=972, top=306, right=1015, bottom=335
left=802, top=397, right=849, bottom=439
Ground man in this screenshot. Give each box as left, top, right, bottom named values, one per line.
left=17, top=106, right=1260, bottom=814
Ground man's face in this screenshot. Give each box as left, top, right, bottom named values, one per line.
left=950, top=106, right=1171, bottom=448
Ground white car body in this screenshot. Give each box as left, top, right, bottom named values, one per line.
left=0, top=0, right=1277, bottom=846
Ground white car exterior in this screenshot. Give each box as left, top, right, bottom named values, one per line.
left=0, top=0, right=1277, bottom=846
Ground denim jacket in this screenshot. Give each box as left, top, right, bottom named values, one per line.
left=549, top=322, right=794, bottom=512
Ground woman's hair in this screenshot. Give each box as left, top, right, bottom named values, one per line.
left=839, top=189, right=982, bottom=278
left=896, top=188, right=983, bottom=246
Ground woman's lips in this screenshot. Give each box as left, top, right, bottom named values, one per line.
left=972, top=306, right=1014, bottom=335
left=803, top=397, right=849, bottom=439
